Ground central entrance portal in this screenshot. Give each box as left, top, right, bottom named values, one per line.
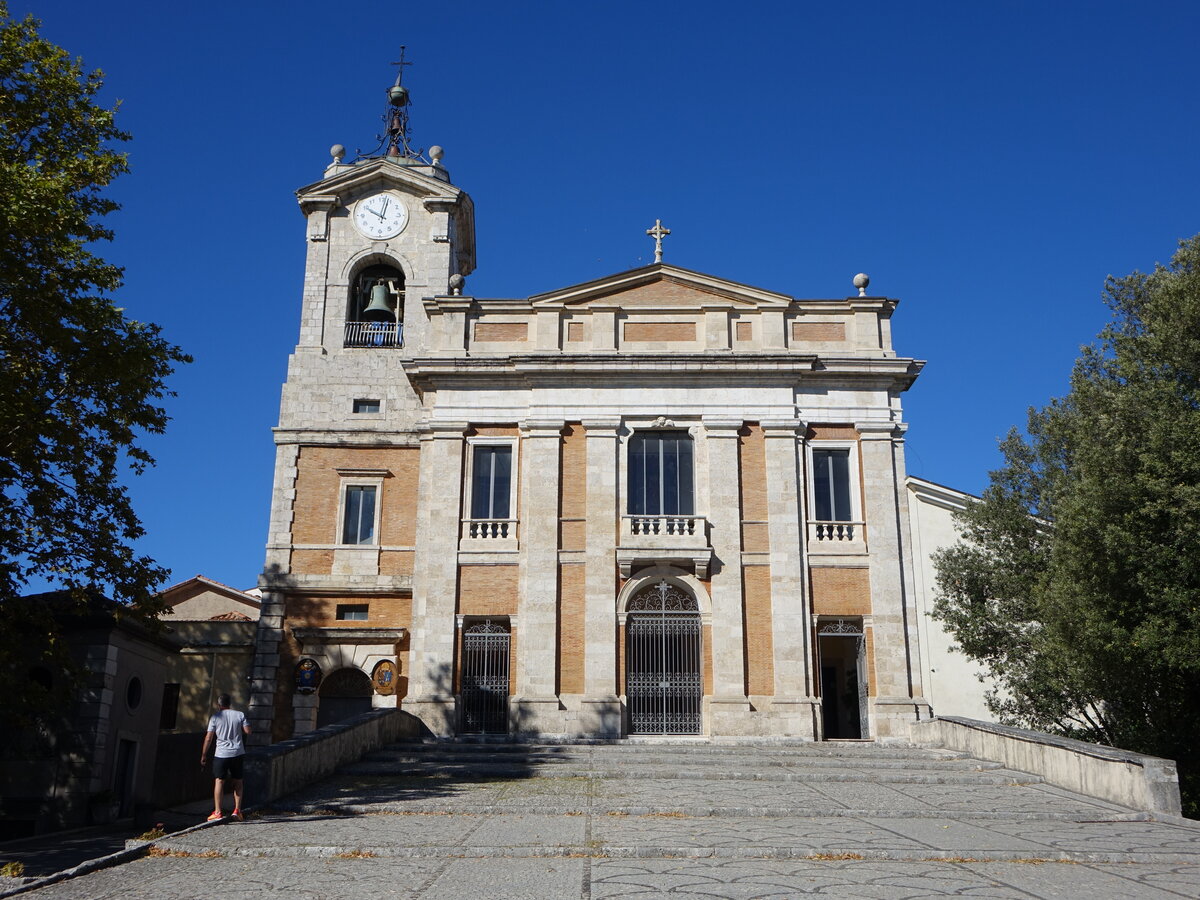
left=461, top=619, right=510, bottom=734
left=626, top=580, right=702, bottom=734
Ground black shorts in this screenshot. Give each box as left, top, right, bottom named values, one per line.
left=213, top=755, right=245, bottom=780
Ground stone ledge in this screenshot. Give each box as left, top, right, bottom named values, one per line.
left=912, top=715, right=1182, bottom=817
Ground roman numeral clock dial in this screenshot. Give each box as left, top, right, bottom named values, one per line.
left=353, top=191, right=409, bottom=239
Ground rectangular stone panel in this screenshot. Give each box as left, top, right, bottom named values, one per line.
left=735, top=321, right=753, bottom=341
left=566, top=321, right=585, bottom=342
left=623, top=321, right=696, bottom=342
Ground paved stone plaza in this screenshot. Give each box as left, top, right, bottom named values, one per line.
left=15, top=742, right=1200, bottom=898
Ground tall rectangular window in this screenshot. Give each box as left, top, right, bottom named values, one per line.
left=342, top=484, right=377, bottom=544
left=813, top=448, right=853, bottom=521
left=471, top=445, right=512, bottom=519
left=159, top=683, right=180, bottom=730
left=628, top=431, right=694, bottom=515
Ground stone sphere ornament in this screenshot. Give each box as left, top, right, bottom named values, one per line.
left=853, top=273, right=870, bottom=296
left=330, top=144, right=346, bottom=163
left=429, top=145, right=444, bottom=163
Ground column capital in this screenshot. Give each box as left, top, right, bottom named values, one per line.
left=760, top=418, right=805, bottom=436
left=856, top=421, right=907, bottom=440
left=420, top=420, right=470, bottom=439
left=520, top=419, right=566, bottom=438
left=701, top=417, right=744, bottom=436
left=581, top=416, right=623, bottom=434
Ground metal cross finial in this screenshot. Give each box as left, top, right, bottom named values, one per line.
left=390, top=46, right=412, bottom=84
left=646, top=219, right=671, bottom=263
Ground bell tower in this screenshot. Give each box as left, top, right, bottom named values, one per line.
left=247, top=58, right=474, bottom=743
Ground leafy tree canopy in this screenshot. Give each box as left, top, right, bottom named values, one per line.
left=933, top=235, right=1200, bottom=815
left=0, top=4, right=190, bottom=724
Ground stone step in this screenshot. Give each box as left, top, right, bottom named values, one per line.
left=338, top=759, right=1039, bottom=784
left=380, top=740, right=972, bottom=761
left=363, top=749, right=1000, bottom=772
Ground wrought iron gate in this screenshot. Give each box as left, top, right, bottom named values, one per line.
left=626, top=580, right=702, bottom=734
left=461, top=619, right=510, bottom=734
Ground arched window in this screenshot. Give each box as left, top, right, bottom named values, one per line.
left=345, top=263, right=404, bottom=348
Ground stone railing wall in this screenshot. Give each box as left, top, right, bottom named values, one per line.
left=244, top=708, right=427, bottom=805
left=912, top=715, right=1181, bottom=816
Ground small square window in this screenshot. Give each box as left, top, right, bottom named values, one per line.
left=353, top=399, right=381, bottom=414
left=336, top=604, right=369, bottom=621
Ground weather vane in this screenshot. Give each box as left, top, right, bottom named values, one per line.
left=357, top=46, right=425, bottom=161
left=646, top=219, right=671, bottom=263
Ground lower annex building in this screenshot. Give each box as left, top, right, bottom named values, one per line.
left=246, top=74, right=980, bottom=746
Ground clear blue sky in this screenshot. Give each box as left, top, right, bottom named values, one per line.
left=20, top=0, right=1200, bottom=592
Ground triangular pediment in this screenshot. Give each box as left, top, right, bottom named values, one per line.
left=296, top=156, right=467, bottom=206
left=530, top=264, right=792, bottom=310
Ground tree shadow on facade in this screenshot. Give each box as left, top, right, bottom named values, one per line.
left=258, top=661, right=572, bottom=818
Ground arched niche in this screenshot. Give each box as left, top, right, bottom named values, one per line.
left=315, top=666, right=373, bottom=729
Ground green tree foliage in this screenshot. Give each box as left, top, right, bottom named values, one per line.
left=0, top=5, right=189, bottom=724
left=933, top=235, right=1200, bottom=815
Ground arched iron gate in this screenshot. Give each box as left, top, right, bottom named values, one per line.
left=461, top=619, right=510, bottom=734
left=626, top=580, right=702, bottom=734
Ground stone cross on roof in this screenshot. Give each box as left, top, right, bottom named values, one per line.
left=646, top=219, right=671, bottom=263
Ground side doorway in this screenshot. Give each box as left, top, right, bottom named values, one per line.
left=817, top=619, right=870, bottom=740
left=459, top=619, right=510, bottom=735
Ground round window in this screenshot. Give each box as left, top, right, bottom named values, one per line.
left=126, top=676, right=143, bottom=710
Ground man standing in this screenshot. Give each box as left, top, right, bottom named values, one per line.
left=200, top=693, right=251, bottom=821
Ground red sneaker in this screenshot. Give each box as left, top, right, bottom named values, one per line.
left=232, top=808, right=244, bottom=821
left=206, top=810, right=224, bottom=822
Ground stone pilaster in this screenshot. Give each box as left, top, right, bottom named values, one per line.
left=405, top=422, right=467, bottom=735
left=580, top=418, right=621, bottom=735
left=858, top=421, right=930, bottom=739
left=702, top=419, right=750, bottom=730
left=762, top=419, right=818, bottom=738
left=513, top=421, right=567, bottom=733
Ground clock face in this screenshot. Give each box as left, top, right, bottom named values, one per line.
left=353, top=192, right=409, bottom=239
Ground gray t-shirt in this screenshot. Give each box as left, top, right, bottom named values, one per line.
left=206, top=708, right=247, bottom=758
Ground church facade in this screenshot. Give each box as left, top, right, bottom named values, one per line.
left=246, top=84, right=937, bottom=745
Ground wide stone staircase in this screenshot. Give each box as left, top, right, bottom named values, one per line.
left=32, top=740, right=1200, bottom=899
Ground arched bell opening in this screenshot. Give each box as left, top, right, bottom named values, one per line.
left=315, top=666, right=373, bottom=728
left=345, top=263, right=404, bottom=348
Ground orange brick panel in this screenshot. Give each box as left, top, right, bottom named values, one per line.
left=559, top=519, right=586, bottom=551
left=560, top=424, right=587, bottom=521
left=566, top=321, right=585, bottom=341
left=810, top=567, right=872, bottom=616
left=623, top=321, right=696, bottom=342
left=735, top=321, right=753, bottom=342
left=379, top=550, right=414, bottom=576
left=474, top=322, right=528, bottom=342
left=290, top=549, right=332, bottom=576
left=467, top=425, right=519, bottom=437
left=558, top=564, right=586, bottom=694
left=791, top=321, right=846, bottom=342
left=738, top=425, right=769, bottom=543
left=740, top=523, right=770, bottom=552
left=458, top=565, right=519, bottom=616
left=292, top=446, right=420, bottom=547
left=742, top=566, right=775, bottom=696
left=286, top=594, right=413, bottom=629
